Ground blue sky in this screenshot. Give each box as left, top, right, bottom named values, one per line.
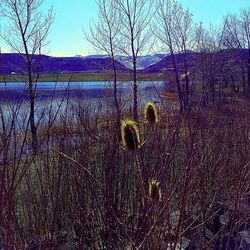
left=1, top=0, right=250, bottom=56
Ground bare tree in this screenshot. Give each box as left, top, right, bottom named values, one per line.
left=195, top=23, right=224, bottom=105
left=114, top=0, right=153, bottom=121
left=86, top=0, right=121, bottom=131
left=222, top=8, right=250, bottom=99
left=0, top=0, right=54, bottom=153
left=153, top=0, right=194, bottom=112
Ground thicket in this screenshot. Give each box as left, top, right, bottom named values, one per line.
left=0, top=92, right=249, bottom=249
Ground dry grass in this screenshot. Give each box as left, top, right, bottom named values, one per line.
left=0, top=97, right=250, bottom=249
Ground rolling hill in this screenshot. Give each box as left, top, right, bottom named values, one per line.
left=0, top=53, right=130, bottom=74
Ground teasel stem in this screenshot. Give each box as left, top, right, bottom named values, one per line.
left=135, top=148, right=193, bottom=250
left=120, top=119, right=146, bottom=202
left=134, top=176, right=162, bottom=248
left=135, top=152, right=146, bottom=205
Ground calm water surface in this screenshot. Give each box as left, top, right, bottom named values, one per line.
left=0, top=81, right=165, bottom=125
left=0, top=81, right=164, bottom=100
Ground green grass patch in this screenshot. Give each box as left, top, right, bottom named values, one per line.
left=0, top=72, right=164, bottom=82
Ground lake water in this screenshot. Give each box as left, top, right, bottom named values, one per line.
left=0, top=81, right=164, bottom=100
left=0, top=81, right=165, bottom=126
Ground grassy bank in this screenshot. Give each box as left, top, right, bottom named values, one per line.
left=0, top=72, right=164, bottom=82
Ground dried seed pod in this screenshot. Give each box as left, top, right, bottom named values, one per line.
left=121, top=119, right=141, bottom=151
left=149, top=178, right=161, bottom=203
left=144, top=102, right=159, bottom=124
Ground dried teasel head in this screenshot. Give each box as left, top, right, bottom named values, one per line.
left=144, top=102, right=159, bottom=124
left=121, top=119, right=141, bottom=151
left=149, top=178, right=161, bottom=203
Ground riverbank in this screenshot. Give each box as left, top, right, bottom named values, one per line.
left=0, top=72, right=164, bottom=82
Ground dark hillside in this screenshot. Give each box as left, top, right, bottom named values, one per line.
left=0, top=53, right=130, bottom=74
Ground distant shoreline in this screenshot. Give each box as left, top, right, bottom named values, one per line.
left=0, top=72, right=164, bottom=83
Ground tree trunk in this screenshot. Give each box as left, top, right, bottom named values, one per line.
left=184, top=57, right=190, bottom=111
left=29, top=81, right=38, bottom=154
left=170, top=53, right=184, bottom=112
left=241, top=66, right=246, bottom=95
left=111, top=54, right=121, bottom=140
left=132, top=49, right=138, bottom=121
left=16, top=9, right=38, bottom=154
left=247, top=50, right=250, bottom=99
